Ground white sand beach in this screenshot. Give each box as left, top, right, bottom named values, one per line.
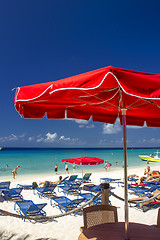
left=0, top=165, right=160, bottom=240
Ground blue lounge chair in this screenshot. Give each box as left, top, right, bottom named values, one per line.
left=15, top=200, right=47, bottom=220
left=142, top=200, right=160, bottom=212
left=100, top=177, right=121, bottom=183
left=0, top=181, right=10, bottom=195
left=129, top=185, right=160, bottom=197
left=77, top=173, right=92, bottom=183
left=2, top=188, right=23, bottom=201
left=128, top=176, right=139, bottom=183
left=78, top=192, right=101, bottom=205
left=129, top=198, right=160, bottom=212
left=50, top=196, right=84, bottom=213
left=62, top=175, right=78, bottom=185
left=35, top=184, right=57, bottom=198
left=57, top=176, right=69, bottom=185
left=17, top=183, right=34, bottom=189
left=59, top=183, right=81, bottom=195
left=82, top=184, right=101, bottom=193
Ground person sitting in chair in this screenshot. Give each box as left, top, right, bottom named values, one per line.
left=129, top=189, right=160, bottom=207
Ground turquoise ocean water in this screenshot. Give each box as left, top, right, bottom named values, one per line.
left=0, top=148, right=160, bottom=178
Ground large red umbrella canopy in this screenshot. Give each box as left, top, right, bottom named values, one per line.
left=14, top=66, right=160, bottom=127
left=14, top=66, right=160, bottom=240
left=61, top=156, right=104, bottom=165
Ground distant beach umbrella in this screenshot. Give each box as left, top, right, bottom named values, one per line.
left=62, top=156, right=104, bottom=165
left=62, top=156, right=104, bottom=182
left=14, top=66, right=160, bottom=240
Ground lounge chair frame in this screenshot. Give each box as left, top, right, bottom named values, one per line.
left=15, top=200, right=47, bottom=221
left=2, top=188, right=23, bottom=201
left=50, top=196, right=84, bottom=213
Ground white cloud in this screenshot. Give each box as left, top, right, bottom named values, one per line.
left=64, top=117, right=89, bottom=124
left=28, top=132, right=78, bottom=144
left=75, top=119, right=89, bottom=124
left=78, top=123, right=95, bottom=128
left=103, top=120, right=121, bottom=134
left=99, top=137, right=124, bottom=146
left=0, top=134, right=18, bottom=142
left=36, top=137, right=44, bottom=142
left=86, top=124, right=95, bottom=129
left=28, top=137, right=34, bottom=141
left=148, top=138, right=160, bottom=144
left=79, top=125, right=85, bottom=128
left=127, top=125, right=143, bottom=129
left=44, top=132, right=58, bottom=143
left=59, top=136, right=71, bottom=141
left=59, top=135, right=79, bottom=142
left=65, top=117, right=95, bottom=129
left=19, top=134, right=25, bottom=138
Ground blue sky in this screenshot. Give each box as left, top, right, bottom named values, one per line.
left=0, top=0, right=160, bottom=148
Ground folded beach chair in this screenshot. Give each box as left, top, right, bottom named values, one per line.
left=100, top=177, right=121, bottom=184
left=57, top=176, right=69, bottom=185
left=17, top=183, right=34, bottom=190
left=62, top=175, right=78, bottom=185
left=59, top=182, right=81, bottom=195
left=77, top=173, right=92, bottom=183
left=50, top=195, right=84, bottom=213
left=35, top=184, right=57, bottom=198
left=82, top=184, right=101, bottom=193
left=2, top=188, right=23, bottom=201
left=15, top=200, right=47, bottom=220
left=78, top=192, right=101, bottom=205
left=0, top=181, right=11, bottom=195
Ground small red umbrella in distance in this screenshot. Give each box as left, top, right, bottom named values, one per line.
left=61, top=156, right=104, bottom=182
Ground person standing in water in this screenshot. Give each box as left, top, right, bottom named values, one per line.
left=12, top=166, right=19, bottom=179
left=104, top=161, right=109, bottom=171
left=65, top=163, right=69, bottom=174
left=55, top=164, right=58, bottom=175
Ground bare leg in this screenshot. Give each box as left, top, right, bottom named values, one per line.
left=129, top=196, right=146, bottom=201
left=140, top=199, right=155, bottom=207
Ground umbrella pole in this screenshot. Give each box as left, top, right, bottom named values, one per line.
left=122, top=109, right=129, bottom=240
left=82, top=164, right=83, bottom=183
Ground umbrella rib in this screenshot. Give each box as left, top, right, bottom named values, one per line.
left=72, top=88, right=120, bottom=108
left=78, top=87, right=119, bottom=99
left=126, top=98, right=160, bottom=110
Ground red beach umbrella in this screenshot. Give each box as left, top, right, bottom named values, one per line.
left=62, top=156, right=104, bottom=183
left=14, top=66, right=160, bottom=240
left=14, top=66, right=160, bottom=126
left=61, top=156, right=104, bottom=165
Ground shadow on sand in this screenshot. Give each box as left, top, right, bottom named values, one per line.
left=0, top=230, right=58, bottom=240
